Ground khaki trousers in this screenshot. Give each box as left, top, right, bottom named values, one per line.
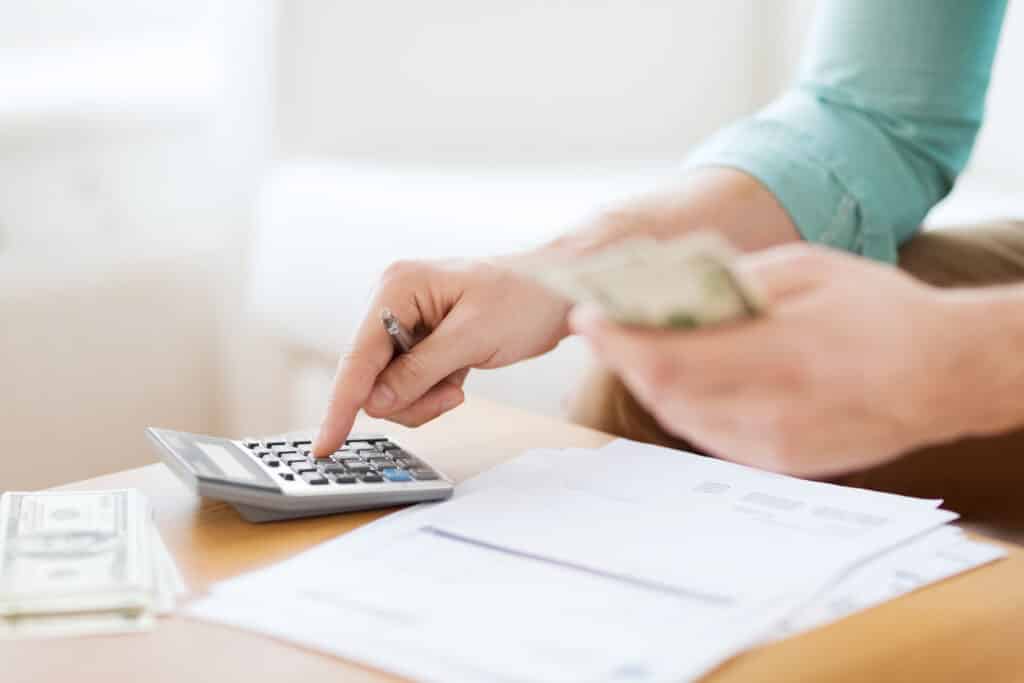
left=568, top=221, right=1024, bottom=543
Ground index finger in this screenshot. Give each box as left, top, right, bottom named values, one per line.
left=312, top=302, right=397, bottom=457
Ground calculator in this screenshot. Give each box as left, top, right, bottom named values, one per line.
left=145, top=428, right=454, bottom=522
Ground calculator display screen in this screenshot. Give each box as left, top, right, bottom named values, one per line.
left=156, top=430, right=279, bottom=491
left=198, top=443, right=260, bottom=483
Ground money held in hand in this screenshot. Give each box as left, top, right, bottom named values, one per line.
left=524, top=232, right=763, bottom=329
left=0, top=489, right=185, bottom=639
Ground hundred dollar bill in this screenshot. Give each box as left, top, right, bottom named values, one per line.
left=0, top=607, right=154, bottom=640
left=0, top=489, right=186, bottom=639
left=0, top=490, right=154, bottom=617
left=521, top=231, right=762, bottom=329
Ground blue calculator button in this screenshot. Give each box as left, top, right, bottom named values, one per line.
left=381, top=468, right=413, bottom=482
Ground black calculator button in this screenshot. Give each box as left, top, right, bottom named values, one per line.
left=321, top=464, right=347, bottom=474
left=409, top=468, right=439, bottom=481
left=273, top=448, right=298, bottom=456
left=265, top=441, right=287, bottom=448
left=265, top=460, right=281, bottom=468
left=359, top=474, right=384, bottom=483
left=290, top=463, right=315, bottom=474
left=292, top=440, right=312, bottom=447
left=279, top=473, right=294, bottom=481
left=243, top=441, right=261, bottom=450
left=332, top=474, right=358, bottom=484
left=346, top=463, right=371, bottom=473
left=301, top=472, right=328, bottom=485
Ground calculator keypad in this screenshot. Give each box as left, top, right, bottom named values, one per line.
left=240, top=436, right=442, bottom=489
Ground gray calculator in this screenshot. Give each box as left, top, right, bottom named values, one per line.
left=145, top=428, right=454, bottom=523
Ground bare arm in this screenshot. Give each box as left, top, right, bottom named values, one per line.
left=533, top=168, right=800, bottom=260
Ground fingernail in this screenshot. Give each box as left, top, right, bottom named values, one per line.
left=368, top=383, right=396, bottom=411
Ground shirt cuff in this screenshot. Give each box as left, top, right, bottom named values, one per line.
left=682, top=117, right=894, bottom=262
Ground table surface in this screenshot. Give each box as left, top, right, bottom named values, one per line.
left=5, top=396, right=1024, bottom=683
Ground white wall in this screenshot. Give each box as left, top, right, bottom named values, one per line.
left=274, top=0, right=1022, bottom=183
left=0, top=1, right=276, bottom=487
left=274, top=1, right=799, bottom=165
left=964, top=0, right=1024, bottom=185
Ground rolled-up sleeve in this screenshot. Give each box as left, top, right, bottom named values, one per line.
left=684, top=0, right=1007, bottom=262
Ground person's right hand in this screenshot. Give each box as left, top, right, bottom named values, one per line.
left=312, top=257, right=572, bottom=456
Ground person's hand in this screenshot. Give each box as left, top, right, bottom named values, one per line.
left=313, top=257, right=572, bottom=456
left=570, top=244, right=979, bottom=478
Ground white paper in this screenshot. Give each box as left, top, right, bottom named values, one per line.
left=776, top=525, right=1006, bottom=637
left=185, top=442, right=996, bottom=683
left=191, top=526, right=793, bottom=682
left=427, top=440, right=957, bottom=603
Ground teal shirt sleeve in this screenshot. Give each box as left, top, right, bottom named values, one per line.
left=683, top=0, right=1007, bottom=262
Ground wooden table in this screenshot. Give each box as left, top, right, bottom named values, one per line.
left=5, top=397, right=1024, bottom=682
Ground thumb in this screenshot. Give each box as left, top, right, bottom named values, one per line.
left=364, top=310, right=481, bottom=417
left=735, top=243, right=838, bottom=307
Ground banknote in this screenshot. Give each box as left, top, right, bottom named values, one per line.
left=0, top=489, right=185, bottom=639
left=521, top=231, right=763, bottom=329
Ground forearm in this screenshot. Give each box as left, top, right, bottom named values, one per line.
left=536, top=167, right=801, bottom=259
left=673, top=2, right=1004, bottom=264
left=942, top=285, right=1024, bottom=439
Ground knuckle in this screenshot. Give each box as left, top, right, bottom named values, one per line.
left=389, top=414, right=420, bottom=428
left=380, top=259, right=424, bottom=286
left=340, top=348, right=378, bottom=379
left=641, top=356, right=679, bottom=396
left=386, top=352, right=430, bottom=395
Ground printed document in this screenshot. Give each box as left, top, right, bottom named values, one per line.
left=186, top=441, right=1002, bottom=682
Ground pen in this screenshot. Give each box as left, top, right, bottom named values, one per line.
left=380, top=308, right=417, bottom=353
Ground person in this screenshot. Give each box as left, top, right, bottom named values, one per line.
left=313, top=1, right=1023, bottom=537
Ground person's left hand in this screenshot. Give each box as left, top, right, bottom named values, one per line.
left=570, top=243, right=976, bottom=478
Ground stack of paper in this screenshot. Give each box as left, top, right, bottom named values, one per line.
left=186, top=440, right=1004, bottom=682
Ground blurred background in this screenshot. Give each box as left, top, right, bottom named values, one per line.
left=2, top=1, right=1022, bottom=489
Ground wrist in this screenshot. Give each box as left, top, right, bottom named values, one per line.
left=934, top=286, right=1024, bottom=439
left=486, top=252, right=575, bottom=341
left=533, top=167, right=802, bottom=261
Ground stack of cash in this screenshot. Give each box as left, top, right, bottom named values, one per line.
left=0, top=489, right=185, bottom=639
left=524, top=231, right=763, bottom=328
